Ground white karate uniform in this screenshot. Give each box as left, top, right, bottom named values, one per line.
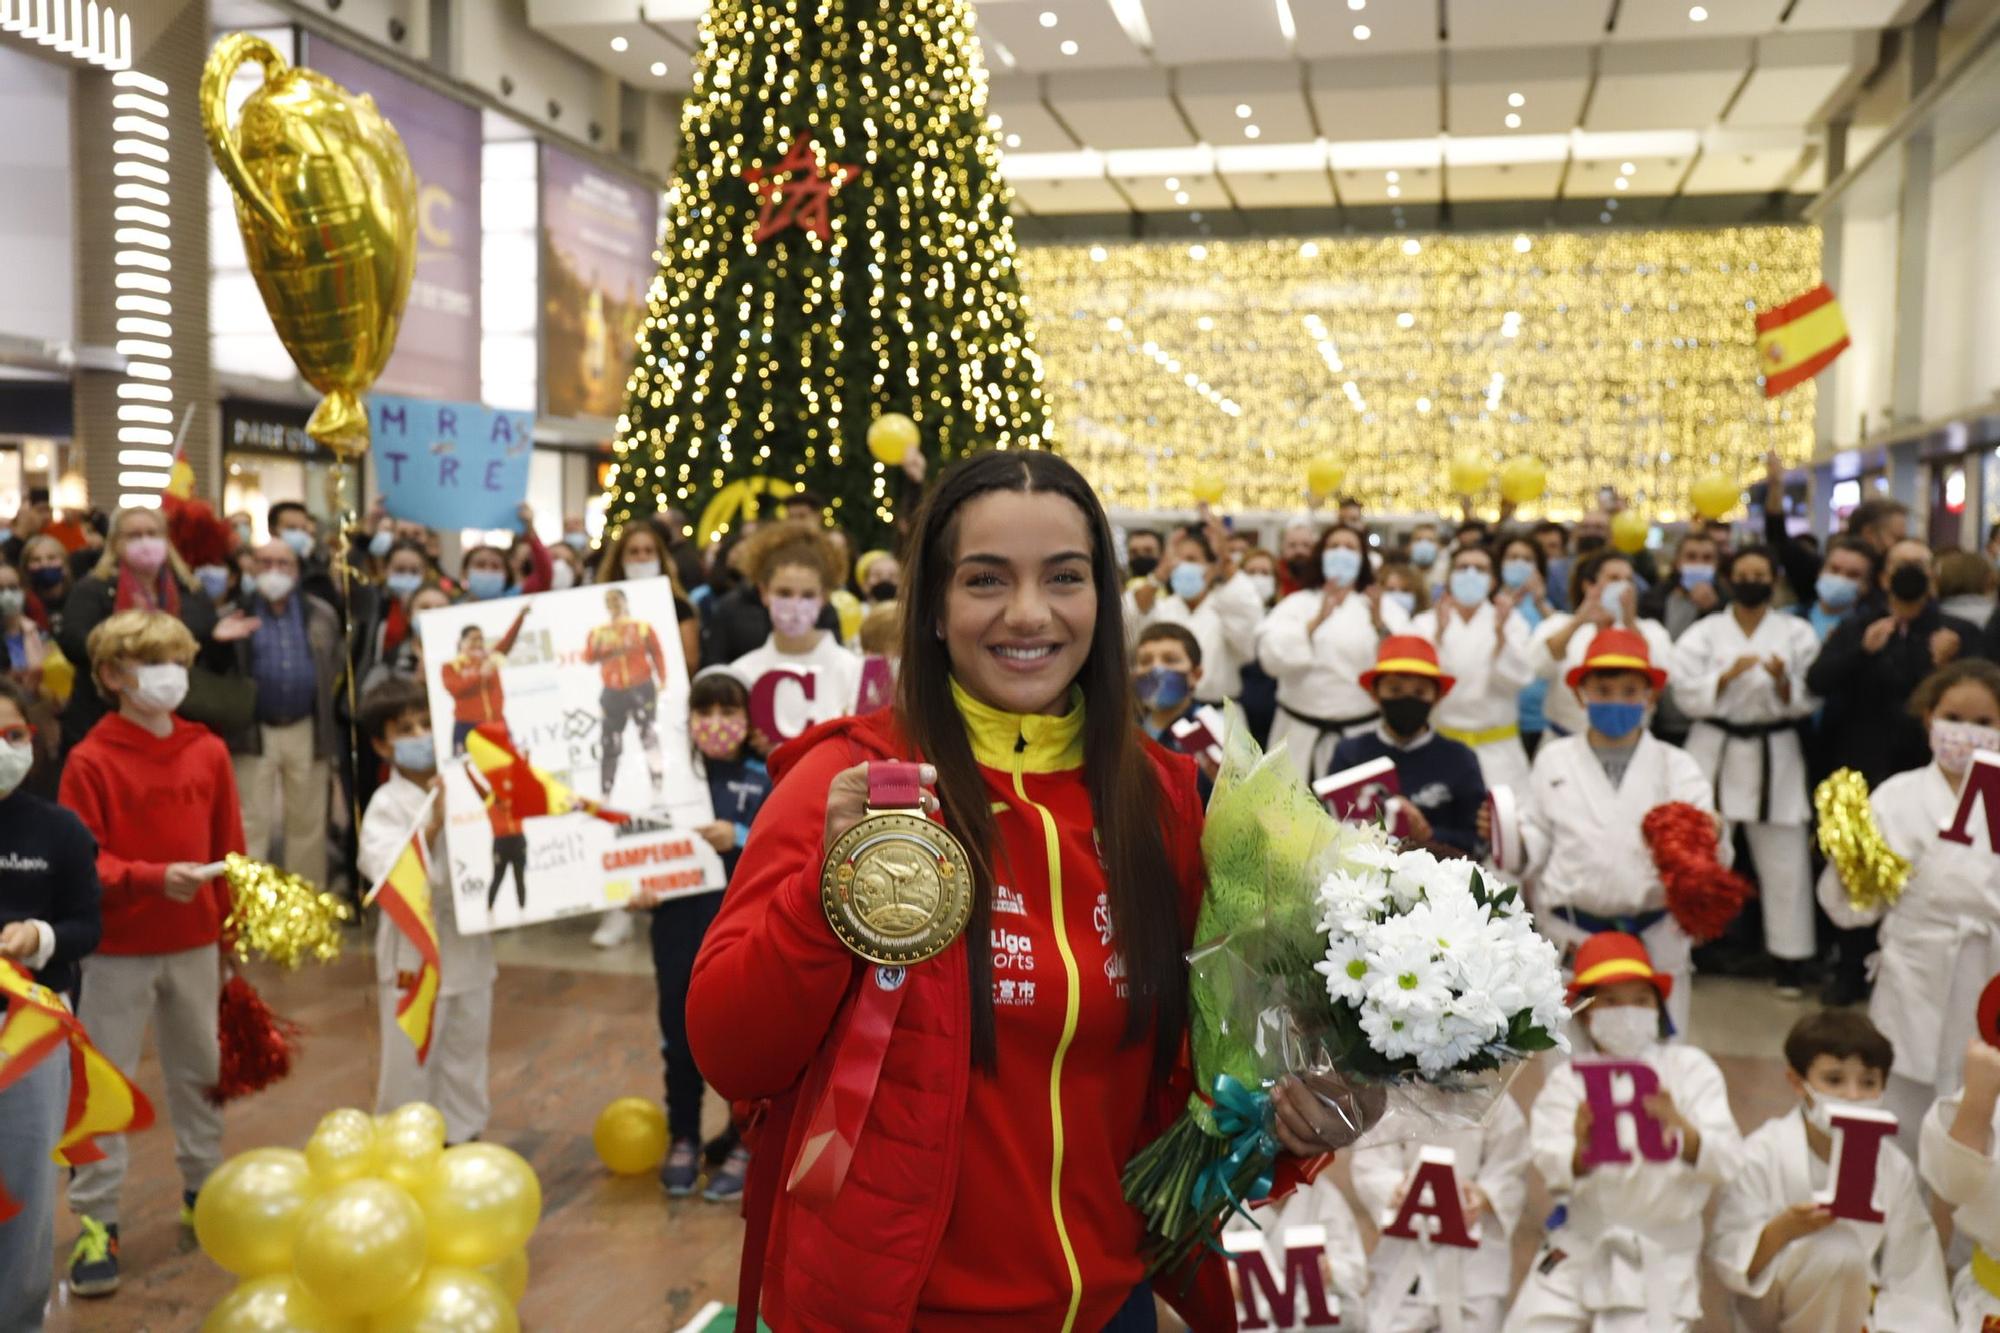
left=1222, top=1174, right=1370, bottom=1327
left=1920, top=1091, right=2000, bottom=1330
left=1411, top=604, right=1536, bottom=794
left=1710, top=1107, right=1950, bottom=1332
left=1818, top=763, right=2000, bottom=1146
left=1126, top=570, right=1266, bottom=701
left=359, top=769, right=499, bottom=1145
left=1351, top=1096, right=1530, bottom=1333
left=1517, top=734, right=1718, bottom=1034
left=731, top=632, right=862, bottom=736
left=1258, top=588, right=1412, bottom=781
left=1503, top=1044, right=1742, bottom=1333
left=1667, top=609, right=1821, bottom=963
left=1524, top=615, right=1675, bottom=739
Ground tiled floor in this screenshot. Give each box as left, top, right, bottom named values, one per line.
left=33, top=917, right=1831, bottom=1331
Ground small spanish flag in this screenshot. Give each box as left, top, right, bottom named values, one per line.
left=365, top=800, right=442, bottom=1063
left=465, top=723, right=625, bottom=824
left=1755, top=283, right=1850, bottom=398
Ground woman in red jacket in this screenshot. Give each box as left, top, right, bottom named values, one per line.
left=688, top=452, right=1361, bottom=1332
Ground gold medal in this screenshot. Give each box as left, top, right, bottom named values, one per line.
left=821, top=765, right=973, bottom=965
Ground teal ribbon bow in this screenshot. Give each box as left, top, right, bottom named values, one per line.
left=1192, top=1074, right=1278, bottom=1228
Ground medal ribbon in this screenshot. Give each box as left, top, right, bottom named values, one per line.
left=1191, top=1074, right=1278, bottom=1228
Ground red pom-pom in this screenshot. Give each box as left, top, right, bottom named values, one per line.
left=209, top=975, right=301, bottom=1105
left=1642, top=802, right=1756, bottom=943
left=168, top=499, right=234, bottom=571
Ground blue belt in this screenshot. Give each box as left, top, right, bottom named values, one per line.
left=1552, top=905, right=1668, bottom=936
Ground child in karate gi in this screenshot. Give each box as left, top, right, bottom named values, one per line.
left=1503, top=932, right=1741, bottom=1333
left=1922, top=1036, right=2000, bottom=1330
left=1710, top=1009, right=1950, bottom=1331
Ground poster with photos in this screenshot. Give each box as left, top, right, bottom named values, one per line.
left=416, top=577, right=723, bottom=934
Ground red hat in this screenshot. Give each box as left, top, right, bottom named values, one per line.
left=1565, top=625, right=1668, bottom=691
left=1566, top=931, right=1672, bottom=1004
left=1359, top=635, right=1455, bottom=697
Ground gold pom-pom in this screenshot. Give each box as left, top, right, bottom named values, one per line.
left=220, top=853, right=352, bottom=969
left=1813, top=768, right=1912, bottom=913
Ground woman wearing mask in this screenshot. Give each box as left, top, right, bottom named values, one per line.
left=1525, top=550, right=1674, bottom=741
left=1498, top=537, right=1555, bottom=756
left=1257, top=524, right=1409, bottom=781
left=688, top=451, right=1365, bottom=1331
left=1641, top=531, right=1725, bottom=641
left=20, top=535, right=72, bottom=635
left=1125, top=526, right=1262, bottom=707
left=1410, top=545, right=1535, bottom=792
left=1375, top=561, right=1429, bottom=621
left=855, top=550, right=901, bottom=609
left=357, top=542, right=434, bottom=694
left=0, top=565, right=49, bottom=701
left=546, top=541, right=586, bottom=593
left=597, top=523, right=700, bottom=671
left=728, top=523, right=861, bottom=747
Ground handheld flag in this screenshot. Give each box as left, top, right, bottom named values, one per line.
left=365, top=793, right=442, bottom=1063
left=1755, top=283, right=1850, bottom=397
left=164, top=403, right=197, bottom=505
left=465, top=723, right=626, bottom=824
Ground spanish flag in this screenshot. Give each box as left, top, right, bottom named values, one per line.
left=0, top=961, right=154, bottom=1221
left=1755, top=283, right=1850, bottom=398
left=365, top=800, right=442, bottom=1063
left=465, top=723, right=625, bottom=824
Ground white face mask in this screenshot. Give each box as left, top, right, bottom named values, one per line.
left=549, top=561, right=577, bottom=591
left=624, top=558, right=662, bottom=582
left=127, top=662, right=189, bottom=714
left=1587, top=1004, right=1659, bottom=1058
left=1803, top=1089, right=1882, bottom=1135
left=255, top=570, right=296, bottom=604
left=0, top=740, right=32, bottom=797
left=1246, top=572, right=1276, bottom=604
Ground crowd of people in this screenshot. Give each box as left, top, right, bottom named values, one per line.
left=4, top=442, right=2000, bottom=1329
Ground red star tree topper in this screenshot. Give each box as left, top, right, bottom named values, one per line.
left=743, top=133, right=859, bottom=242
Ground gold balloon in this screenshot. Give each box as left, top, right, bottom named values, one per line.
left=1305, top=456, right=1345, bottom=497
left=382, top=1103, right=449, bottom=1148
left=1499, top=458, right=1548, bottom=506
left=592, top=1098, right=668, bottom=1176
left=291, top=1180, right=427, bottom=1319
left=1689, top=472, right=1741, bottom=521
left=200, top=1275, right=357, bottom=1333
left=1190, top=474, right=1225, bottom=506
left=866, top=413, right=920, bottom=465
left=304, top=1119, right=379, bottom=1191
left=199, top=33, right=417, bottom=461
left=376, top=1121, right=445, bottom=1194
left=1448, top=451, right=1492, bottom=496
left=369, top=1269, right=519, bottom=1333
left=1611, top=509, right=1651, bottom=554
left=479, top=1249, right=529, bottom=1306
left=416, top=1144, right=543, bottom=1270
left=194, top=1148, right=315, bottom=1277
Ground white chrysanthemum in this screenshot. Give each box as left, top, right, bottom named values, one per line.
left=1336, top=827, right=1400, bottom=875
left=1386, top=849, right=1444, bottom=908
left=1318, top=870, right=1389, bottom=932
left=1364, top=934, right=1451, bottom=1020
left=1360, top=1001, right=1423, bottom=1061
left=1316, top=932, right=1374, bottom=1006
left=1415, top=1010, right=1499, bottom=1076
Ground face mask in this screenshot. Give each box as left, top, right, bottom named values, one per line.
left=1575, top=534, right=1607, bottom=557
left=691, top=712, right=748, bottom=760
left=1816, top=572, right=1860, bottom=610
left=1598, top=579, right=1629, bottom=616
left=233, top=522, right=253, bottom=548
left=1169, top=563, right=1208, bottom=602
left=385, top=570, right=424, bottom=599
left=868, top=580, right=898, bottom=604
left=1409, top=538, right=1438, bottom=568
left=127, top=662, right=189, bottom=713
left=1586, top=699, right=1647, bottom=740
left=1247, top=572, right=1276, bottom=603
left=27, top=565, right=62, bottom=593
left=279, top=528, right=313, bottom=559
left=1322, top=547, right=1363, bottom=587
left=564, top=532, right=589, bottom=552
left=0, top=590, right=23, bottom=618
left=547, top=561, right=577, bottom=591
left=1127, top=555, right=1159, bottom=580
left=769, top=594, right=823, bottom=637
left=1931, top=718, right=2000, bottom=774
left=465, top=569, right=507, bottom=600
left=1449, top=568, right=1492, bottom=604
left=1381, top=695, right=1433, bottom=737
left=255, top=570, right=296, bottom=603
left=1501, top=559, right=1536, bottom=590
left=1588, top=1003, right=1660, bottom=1057
left=1135, top=668, right=1190, bottom=711
left=1680, top=564, right=1715, bottom=588
left=368, top=530, right=394, bottom=559
left=1383, top=589, right=1417, bottom=616
left=123, top=535, right=167, bottom=574
left=1730, top=580, right=1773, bottom=608
left=0, top=740, right=31, bottom=798
left=1803, top=1089, right=1881, bottom=1136
left=623, top=558, right=662, bottom=582
left=1889, top=563, right=1930, bottom=603
left=391, top=733, right=436, bottom=774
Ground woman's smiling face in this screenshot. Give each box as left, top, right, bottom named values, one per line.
left=942, top=490, right=1098, bottom=717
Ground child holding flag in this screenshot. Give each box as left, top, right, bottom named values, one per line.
left=357, top=678, right=496, bottom=1146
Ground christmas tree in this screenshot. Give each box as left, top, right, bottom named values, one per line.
left=602, top=0, right=1050, bottom=547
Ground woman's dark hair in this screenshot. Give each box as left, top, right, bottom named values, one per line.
left=689, top=670, right=750, bottom=713
left=897, top=450, right=1185, bottom=1079
left=1570, top=549, right=1632, bottom=612
left=1301, top=524, right=1375, bottom=592
left=1908, top=657, right=2000, bottom=720
left=1723, top=543, right=1777, bottom=583
left=1172, top=527, right=1216, bottom=563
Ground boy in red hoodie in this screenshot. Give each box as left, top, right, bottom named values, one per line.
left=56, top=609, right=244, bottom=1298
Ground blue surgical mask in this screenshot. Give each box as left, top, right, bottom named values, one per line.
left=1816, top=572, right=1860, bottom=610
left=1168, top=563, right=1208, bottom=602
left=385, top=571, right=424, bottom=600
left=1409, top=538, right=1439, bottom=568
left=279, top=528, right=312, bottom=559
left=465, top=569, right=507, bottom=600
left=1384, top=589, right=1417, bottom=616
left=369, top=530, right=394, bottom=558
left=564, top=532, right=589, bottom=552
left=391, top=733, right=436, bottom=774
left=194, top=564, right=230, bottom=600
left=1135, top=667, right=1190, bottom=711
left=1586, top=700, right=1647, bottom=740
left=1501, top=559, right=1536, bottom=590
left=1322, top=547, right=1363, bottom=587
left=1680, top=564, right=1716, bottom=588
left=1449, top=568, right=1492, bottom=604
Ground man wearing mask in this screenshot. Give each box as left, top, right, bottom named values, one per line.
left=1796, top=537, right=1877, bottom=644
left=1405, top=522, right=1442, bottom=582
left=1643, top=532, right=1726, bottom=642
left=1328, top=637, right=1485, bottom=857
left=1124, top=528, right=1164, bottom=583
left=1763, top=450, right=1909, bottom=607
left=265, top=502, right=341, bottom=609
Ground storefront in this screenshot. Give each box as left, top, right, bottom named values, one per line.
left=221, top=399, right=364, bottom=540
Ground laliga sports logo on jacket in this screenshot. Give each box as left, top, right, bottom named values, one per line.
left=1094, top=889, right=1115, bottom=946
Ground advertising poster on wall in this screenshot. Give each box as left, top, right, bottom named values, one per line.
left=417, top=578, right=722, bottom=934
left=541, top=144, right=660, bottom=419
left=306, top=34, right=482, bottom=402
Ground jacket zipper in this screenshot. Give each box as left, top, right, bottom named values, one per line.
left=1014, top=732, right=1084, bottom=1333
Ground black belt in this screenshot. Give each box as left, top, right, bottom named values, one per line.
left=1278, top=702, right=1380, bottom=780
left=1552, top=906, right=1669, bottom=936
left=1703, top=717, right=1801, bottom=823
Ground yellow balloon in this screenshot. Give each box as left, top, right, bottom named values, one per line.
left=376, top=1121, right=444, bottom=1194
left=199, top=34, right=416, bottom=460
left=415, top=1144, right=542, bottom=1270
left=479, top=1249, right=529, bottom=1306
left=368, top=1269, right=518, bottom=1333
left=1448, top=451, right=1492, bottom=496
left=199, top=1274, right=356, bottom=1332
left=194, top=1148, right=315, bottom=1277
left=1190, top=474, right=1225, bottom=506
left=382, top=1103, right=448, bottom=1147
left=305, top=1115, right=379, bottom=1191
left=1306, top=456, right=1345, bottom=497
left=1498, top=457, right=1547, bottom=506
left=592, top=1098, right=668, bottom=1176
left=1611, top=509, right=1651, bottom=554
left=1689, top=472, right=1740, bottom=520
left=290, top=1180, right=427, bottom=1319
left=316, top=1109, right=374, bottom=1139
left=866, top=413, right=919, bottom=465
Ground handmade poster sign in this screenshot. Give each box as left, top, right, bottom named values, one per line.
left=1222, top=1224, right=1341, bottom=1331
left=369, top=392, right=533, bottom=531
left=1574, top=1060, right=1680, bottom=1169
left=418, top=577, right=722, bottom=933
left=1940, top=747, right=2000, bottom=854
left=1817, top=1104, right=1897, bottom=1224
